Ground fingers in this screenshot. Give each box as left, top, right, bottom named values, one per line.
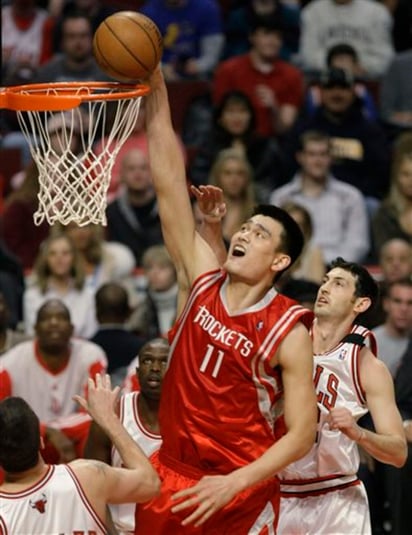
left=171, top=491, right=215, bottom=527
left=72, top=395, right=87, bottom=411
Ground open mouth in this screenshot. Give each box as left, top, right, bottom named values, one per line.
left=232, top=245, right=246, bottom=257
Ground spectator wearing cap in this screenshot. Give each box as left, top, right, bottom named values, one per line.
left=282, top=66, right=390, bottom=210
left=305, top=43, right=378, bottom=120
left=213, top=14, right=304, bottom=138
left=298, top=0, right=394, bottom=79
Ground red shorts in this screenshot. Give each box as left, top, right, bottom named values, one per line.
left=135, top=450, right=280, bottom=535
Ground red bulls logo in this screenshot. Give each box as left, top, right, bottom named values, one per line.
left=29, top=493, right=47, bottom=513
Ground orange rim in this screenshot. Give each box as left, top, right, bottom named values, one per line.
left=0, top=81, right=150, bottom=111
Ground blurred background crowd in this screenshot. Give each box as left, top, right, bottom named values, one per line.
left=1, top=1, right=412, bottom=534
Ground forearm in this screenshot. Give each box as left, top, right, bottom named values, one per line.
left=145, top=70, right=187, bottom=194
left=229, top=428, right=314, bottom=493
left=99, top=414, right=152, bottom=470
left=198, top=220, right=226, bottom=266
left=356, top=426, right=407, bottom=467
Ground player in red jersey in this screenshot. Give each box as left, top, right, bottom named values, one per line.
left=133, top=67, right=317, bottom=534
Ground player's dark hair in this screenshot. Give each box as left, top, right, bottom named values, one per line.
left=253, top=204, right=304, bottom=281
left=328, top=257, right=379, bottom=311
left=0, top=397, right=40, bottom=473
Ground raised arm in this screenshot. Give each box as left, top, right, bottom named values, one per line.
left=329, top=349, right=407, bottom=468
left=145, top=68, right=219, bottom=283
left=74, top=374, right=160, bottom=504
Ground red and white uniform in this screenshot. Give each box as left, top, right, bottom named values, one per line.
left=0, top=464, right=106, bottom=534
left=278, top=325, right=376, bottom=535
left=0, top=339, right=107, bottom=421
left=2, top=6, right=52, bottom=70
left=135, top=269, right=312, bottom=534
left=110, top=392, right=161, bottom=534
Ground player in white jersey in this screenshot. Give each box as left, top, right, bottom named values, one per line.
left=84, top=338, right=167, bottom=534
left=278, top=258, right=407, bottom=535
left=0, top=298, right=107, bottom=461
left=0, top=374, right=160, bottom=535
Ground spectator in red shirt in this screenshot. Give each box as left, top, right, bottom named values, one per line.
left=212, top=14, right=304, bottom=138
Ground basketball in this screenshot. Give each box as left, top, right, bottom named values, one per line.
left=93, top=11, right=163, bottom=83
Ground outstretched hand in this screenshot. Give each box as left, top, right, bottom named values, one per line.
left=73, top=374, right=120, bottom=428
left=191, top=185, right=226, bottom=224
left=171, top=473, right=239, bottom=527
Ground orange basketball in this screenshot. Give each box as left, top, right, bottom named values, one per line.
left=93, top=11, right=163, bottom=83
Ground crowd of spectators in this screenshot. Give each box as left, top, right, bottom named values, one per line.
left=1, top=0, right=412, bottom=534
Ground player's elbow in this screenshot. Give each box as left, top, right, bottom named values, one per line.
left=389, top=440, right=408, bottom=468
left=139, top=468, right=160, bottom=502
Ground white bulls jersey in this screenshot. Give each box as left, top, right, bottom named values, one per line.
left=280, top=324, right=376, bottom=495
left=2, top=6, right=48, bottom=69
left=110, top=392, right=162, bottom=534
left=0, top=464, right=106, bottom=534
left=0, top=339, right=107, bottom=422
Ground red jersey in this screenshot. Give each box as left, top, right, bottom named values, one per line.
left=160, top=269, right=312, bottom=475
left=213, top=54, right=304, bottom=137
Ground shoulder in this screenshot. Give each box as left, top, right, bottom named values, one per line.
left=70, top=339, right=107, bottom=359
left=216, top=55, right=248, bottom=72
left=277, top=320, right=313, bottom=366
left=362, top=0, right=392, bottom=18
left=302, top=0, right=325, bottom=16
left=1, top=340, right=34, bottom=363
left=68, top=458, right=110, bottom=483
left=360, top=345, right=392, bottom=383
left=330, top=177, right=365, bottom=199
left=276, top=60, right=303, bottom=78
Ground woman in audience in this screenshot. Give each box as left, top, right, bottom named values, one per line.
left=208, top=148, right=256, bottom=245
left=23, top=234, right=97, bottom=338
left=372, top=151, right=412, bottom=254
left=281, top=201, right=326, bottom=284
left=190, top=90, right=285, bottom=199
left=1, top=161, right=49, bottom=270
left=51, top=222, right=136, bottom=294
left=128, top=244, right=178, bottom=340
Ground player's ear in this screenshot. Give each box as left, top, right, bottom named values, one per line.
left=354, top=296, right=371, bottom=314
left=271, top=253, right=291, bottom=273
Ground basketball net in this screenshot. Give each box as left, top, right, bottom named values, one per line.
left=2, top=82, right=148, bottom=226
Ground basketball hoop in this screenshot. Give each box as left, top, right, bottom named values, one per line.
left=0, top=81, right=150, bottom=226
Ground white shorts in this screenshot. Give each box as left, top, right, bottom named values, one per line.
left=278, top=482, right=371, bottom=535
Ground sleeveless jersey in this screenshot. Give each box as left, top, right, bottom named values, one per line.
left=280, top=324, right=376, bottom=495
left=160, top=269, right=312, bottom=474
left=110, top=392, right=162, bottom=534
left=0, top=464, right=106, bottom=534
left=2, top=6, right=48, bottom=69
left=0, top=339, right=107, bottom=421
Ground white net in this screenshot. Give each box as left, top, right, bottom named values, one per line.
left=15, top=84, right=144, bottom=226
